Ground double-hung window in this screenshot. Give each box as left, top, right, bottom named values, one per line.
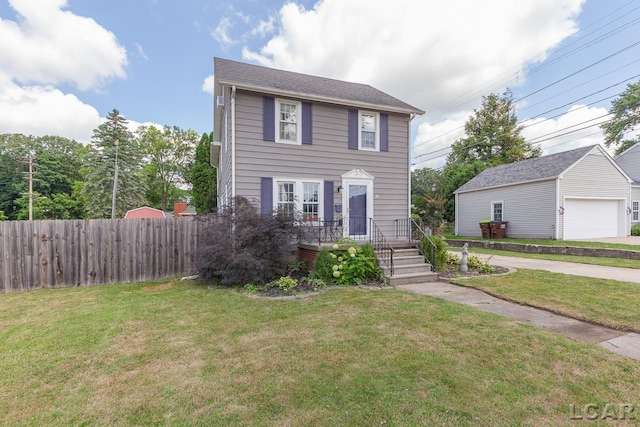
left=359, top=111, right=379, bottom=150
left=491, top=201, right=503, bottom=222
left=277, top=182, right=296, bottom=216
left=274, top=179, right=323, bottom=221
left=276, top=99, right=301, bottom=144
left=633, top=200, right=639, bottom=222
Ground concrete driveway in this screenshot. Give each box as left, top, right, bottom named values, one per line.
left=574, top=236, right=640, bottom=245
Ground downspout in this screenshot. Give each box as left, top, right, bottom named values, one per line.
left=408, top=114, right=414, bottom=222
left=455, top=192, right=458, bottom=235
left=555, top=178, right=560, bottom=240
left=231, top=85, right=236, bottom=199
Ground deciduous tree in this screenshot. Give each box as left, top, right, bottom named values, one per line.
left=601, top=80, right=640, bottom=155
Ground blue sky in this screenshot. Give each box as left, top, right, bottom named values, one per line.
left=0, top=0, right=638, bottom=169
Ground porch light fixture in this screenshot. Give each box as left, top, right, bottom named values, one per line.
left=558, top=206, right=565, bottom=215
left=337, top=185, right=343, bottom=193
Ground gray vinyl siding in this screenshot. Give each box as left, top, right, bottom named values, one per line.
left=631, top=186, right=640, bottom=224
left=558, top=152, right=630, bottom=238
left=616, top=145, right=640, bottom=181
left=233, top=90, right=410, bottom=236
left=457, top=180, right=557, bottom=238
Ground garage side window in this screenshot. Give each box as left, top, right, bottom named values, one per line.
left=491, top=201, right=503, bottom=222
left=633, top=200, right=639, bottom=222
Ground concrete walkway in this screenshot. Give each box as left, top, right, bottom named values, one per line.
left=396, top=256, right=640, bottom=361
left=471, top=253, right=640, bottom=283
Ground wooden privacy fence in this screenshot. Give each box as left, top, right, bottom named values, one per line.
left=0, top=217, right=210, bottom=293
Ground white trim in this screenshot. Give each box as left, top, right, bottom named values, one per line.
left=555, top=178, right=560, bottom=240
left=632, top=200, right=639, bottom=222
left=216, top=79, right=424, bottom=115
left=491, top=200, right=504, bottom=222
left=275, top=98, right=302, bottom=145
left=271, top=177, right=324, bottom=220
left=559, top=145, right=633, bottom=183
left=358, top=110, right=380, bottom=151
left=341, top=169, right=375, bottom=239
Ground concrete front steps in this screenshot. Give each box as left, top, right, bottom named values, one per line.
left=379, top=242, right=439, bottom=286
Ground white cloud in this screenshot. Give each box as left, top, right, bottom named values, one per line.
left=0, top=0, right=127, bottom=90
left=245, top=0, right=583, bottom=118
left=412, top=112, right=469, bottom=170
left=243, top=0, right=586, bottom=165
left=0, top=75, right=102, bottom=142
left=134, top=42, right=148, bottom=61
left=201, top=74, right=215, bottom=95
left=211, top=17, right=235, bottom=49
left=251, top=16, right=276, bottom=38
left=522, top=105, right=610, bottom=155
left=0, top=0, right=129, bottom=142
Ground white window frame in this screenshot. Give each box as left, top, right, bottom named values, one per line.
left=491, top=201, right=504, bottom=222
left=272, top=178, right=324, bottom=221
left=275, top=98, right=302, bottom=145
left=633, top=200, right=639, bottom=222
left=358, top=111, right=379, bottom=151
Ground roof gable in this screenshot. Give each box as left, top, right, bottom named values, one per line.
left=455, top=145, right=598, bottom=193
left=213, top=57, right=423, bottom=115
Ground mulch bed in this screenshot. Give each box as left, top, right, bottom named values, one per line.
left=437, top=266, right=511, bottom=279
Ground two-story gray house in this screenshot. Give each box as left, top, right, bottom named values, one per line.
left=615, top=142, right=640, bottom=225
left=211, top=58, right=423, bottom=240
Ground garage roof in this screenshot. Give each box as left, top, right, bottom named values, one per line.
left=456, top=145, right=598, bottom=193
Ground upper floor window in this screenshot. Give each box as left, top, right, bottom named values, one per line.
left=359, top=111, right=379, bottom=151
left=491, top=201, right=503, bottom=222
left=633, top=200, right=639, bottom=222
left=276, top=99, right=301, bottom=144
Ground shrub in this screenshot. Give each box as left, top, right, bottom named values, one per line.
left=311, top=247, right=336, bottom=282
left=266, top=275, right=298, bottom=292
left=420, top=235, right=448, bottom=271
left=466, top=255, right=484, bottom=270
left=632, top=224, right=640, bottom=236
left=446, top=252, right=460, bottom=269
left=196, top=196, right=302, bottom=286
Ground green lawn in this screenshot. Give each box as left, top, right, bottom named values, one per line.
left=1, top=280, right=639, bottom=426
left=451, top=269, right=640, bottom=332
left=449, top=246, right=640, bottom=269
left=445, top=234, right=640, bottom=252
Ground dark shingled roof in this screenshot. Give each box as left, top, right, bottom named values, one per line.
left=456, top=145, right=597, bottom=193
left=214, top=57, right=423, bottom=115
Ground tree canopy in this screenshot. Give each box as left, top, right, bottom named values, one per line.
left=601, top=80, right=640, bottom=155
left=81, top=109, right=147, bottom=219
left=190, top=132, right=217, bottom=214
left=446, top=90, right=541, bottom=167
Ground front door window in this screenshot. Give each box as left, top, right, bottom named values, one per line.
left=348, top=184, right=367, bottom=236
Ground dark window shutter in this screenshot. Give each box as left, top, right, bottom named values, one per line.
left=348, top=109, right=358, bottom=150
left=263, top=97, right=275, bottom=142
left=261, top=177, right=273, bottom=214
left=324, top=181, right=334, bottom=221
left=380, top=113, right=389, bottom=152
left=302, top=102, right=312, bottom=144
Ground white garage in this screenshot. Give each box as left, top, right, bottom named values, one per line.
left=454, top=145, right=633, bottom=240
left=563, top=198, right=625, bottom=240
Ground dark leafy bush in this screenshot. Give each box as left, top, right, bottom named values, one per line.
left=420, top=235, right=448, bottom=271
left=632, top=224, right=640, bottom=236
left=196, top=196, right=302, bottom=286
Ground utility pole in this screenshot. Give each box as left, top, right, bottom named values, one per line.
left=28, top=154, right=34, bottom=221
left=111, top=140, right=119, bottom=219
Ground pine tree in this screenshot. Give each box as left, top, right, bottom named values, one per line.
left=190, top=132, right=217, bottom=214
left=81, top=109, right=147, bottom=218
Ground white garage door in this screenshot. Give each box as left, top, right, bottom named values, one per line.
left=564, top=199, right=621, bottom=240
